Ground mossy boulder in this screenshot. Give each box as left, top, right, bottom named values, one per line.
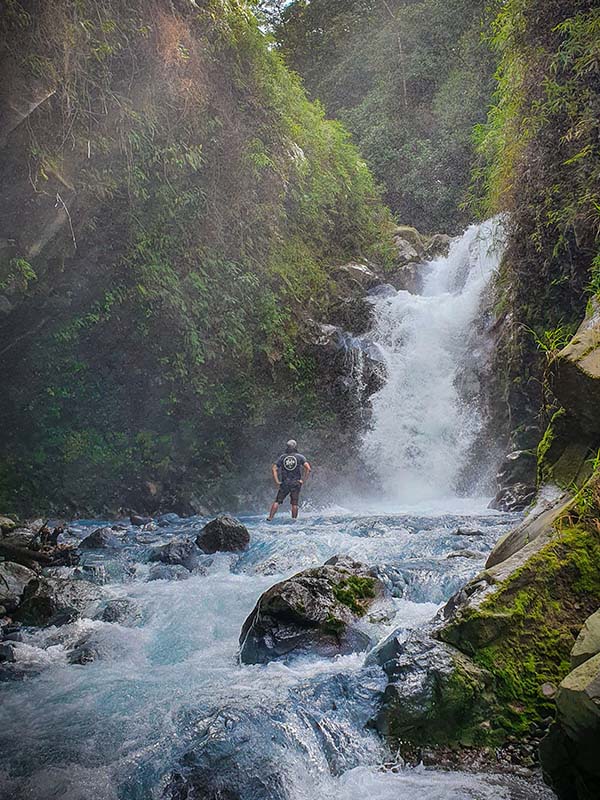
left=571, top=609, right=600, bottom=669
left=371, top=630, right=499, bottom=748
left=537, top=408, right=594, bottom=489
left=239, top=555, right=384, bottom=664
left=551, top=298, right=600, bottom=437
left=540, top=653, right=600, bottom=800
left=439, top=479, right=600, bottom=738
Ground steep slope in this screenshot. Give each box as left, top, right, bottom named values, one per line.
left=0, top=0, right=393, bottom=514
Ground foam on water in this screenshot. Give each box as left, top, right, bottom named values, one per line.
left=0, top=511, right=554, bottom=800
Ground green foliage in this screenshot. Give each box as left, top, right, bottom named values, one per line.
left=276, top=0, right=497, bottom=232
left=332, top=575, right=376, bottom=614
left=0, top=0, right=393, bottom=513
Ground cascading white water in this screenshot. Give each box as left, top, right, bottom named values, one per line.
left=362, top=219, right=504, bottom=505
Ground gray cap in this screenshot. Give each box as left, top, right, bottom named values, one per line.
left=286, top=439, right=297, bottom=449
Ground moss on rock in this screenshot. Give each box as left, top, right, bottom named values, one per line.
left=440, top=503, right=600, bottom=737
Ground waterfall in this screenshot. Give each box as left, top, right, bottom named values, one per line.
left=362, top=219, right=505, bottom=505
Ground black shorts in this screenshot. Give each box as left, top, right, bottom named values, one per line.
left=275, top=481, right=301, bottom=504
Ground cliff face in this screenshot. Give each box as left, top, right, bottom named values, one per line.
left=0, top=0, right=393, bottom=514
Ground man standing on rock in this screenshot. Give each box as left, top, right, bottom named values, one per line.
left=267, top=439, right=311, bottom=521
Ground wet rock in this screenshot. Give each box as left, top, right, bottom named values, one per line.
left=388, top=262, right=425, bottom=294
left=371, top=630, right=496, bottom=747
left=367, top=283, right=397, bottom=299
left=0, top=561, right=37, bottom=612
left=13, top=576, right=101, bottom=626
left=0, top=642, right=17, bottom=662
left=540, top=652, right=600, bottom=799
left=329, top=295, right=374, bottom=334
left=99, top=597, right=144, bottom=626
left=196, top=516, right=250, bottom=554
left=79, top=527, right=122, bottom=549
left=148, top=563, right=191, bottom=581
left=149, top=538, right=199, bottom=570
left=571, top=608, right=600, bottom=669
left=488, top=482, right=536, bottom=512
left=424, top=233, right=452, bottom=260
left=394, top=225, right=426, bottom=255
left=68, top=635, right=100, bottom=665
left=496, top=450, right=537, bottom=487
left=164, top=708, right=288, bottom=800
left=239, top=555, right=384, bottom=664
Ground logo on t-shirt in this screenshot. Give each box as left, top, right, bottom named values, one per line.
left=283, top=455, right=298, bottom=472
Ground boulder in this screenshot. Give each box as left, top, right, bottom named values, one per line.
left=571, top=609, right=600, bottom=669
left=196, top=516, right=250, bottom=554
left=388, top=262, right=425, bottom=294
left=148, top=538, right=199, bottom=570
left=393, top=236, right=420, bottom=266
left=239, top=555, right=384, bottom=664
left=0, top=561, right=37, bottom=612
left=99, top=597, right=144, bottom=626
left=371, top=630, right=496, bottom=747
left=79, top=527, right=122, bottom=549
left=486, top=488, right=572, bottom=569
left=0, top=516, right=16, bottom=533
left=394, top=225, right=426, bottom=256
left=0, top=642, right=17, bottom=663
left=424, top=233, right=453, bottom=260
left=13, top=576, right=101, bottom=626
left=540, top=653, right=600, bottom=800
left=551, top=298, right=600, bottom=436
left=496, top=450, right=537, bottom=487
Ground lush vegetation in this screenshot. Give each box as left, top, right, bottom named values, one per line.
left=0, top=0, right=393, bottom=514
left=274, top=0, right=497, bottom=233
left=475, top=0, right=600, bottom=439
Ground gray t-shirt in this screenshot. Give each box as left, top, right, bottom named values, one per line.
left=276, top=452, right=307, bottom=483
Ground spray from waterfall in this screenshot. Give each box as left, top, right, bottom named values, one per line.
left=362, top=219, right=505, bottom=505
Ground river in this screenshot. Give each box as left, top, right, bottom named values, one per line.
left=0, top=509, right=554, bottom=799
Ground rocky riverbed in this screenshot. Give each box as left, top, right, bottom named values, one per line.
left=0, top=506, right=557, bottom=799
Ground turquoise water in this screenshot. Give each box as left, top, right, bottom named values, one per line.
left=0, top=509, right=555, bottom=799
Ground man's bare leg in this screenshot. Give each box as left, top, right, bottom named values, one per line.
left=267, top=502, right=279, bottom=521
left=291, top=504, right=299, bottom=520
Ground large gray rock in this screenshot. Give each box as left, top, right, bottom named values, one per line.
left=333, top=262, right=381, bottom=290
left=0, top=561, right=37, bottom=612
left=148, top=538, right=199, bottom=570
left=571, top=609, right=600, bottom=669
left=371, top=630, right=495, bottom=746
left=488, top=482, right=536, bottom=512
left=486, top=488, right=572, bottom=569
left=540, top=653, right=600, bottom=800
left=551, top=298, right=600, bottom=436
left=239, top=555, right=384, bottom=664
left=196, top=516, right=249, bottom=554
left=13, top=576, right=102, bottom=626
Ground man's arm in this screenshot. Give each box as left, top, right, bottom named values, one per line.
left=300, top=461, right=311, bottom=484
left=271, top=463, right=281, bottom=486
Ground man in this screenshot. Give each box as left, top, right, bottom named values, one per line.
left=267, top=439, right=311, bottom=521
